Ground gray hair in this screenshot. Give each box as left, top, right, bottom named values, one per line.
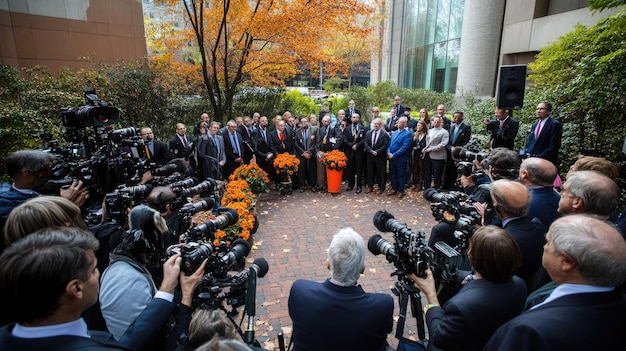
left=549, top=215, right=626, bottom=286
left=5, top=150, right=56, bottom=179
left=564, top=170, right=619, bottom=217
left=328, top=228, right=365, bottom=286
left=521, top=157, right=557, bottom=186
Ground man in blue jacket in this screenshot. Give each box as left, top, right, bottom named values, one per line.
left=386, top=117, right=413, bottom=198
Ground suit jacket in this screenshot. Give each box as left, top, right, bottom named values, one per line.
left=268, top=129, right=295, bottom=155
left=387, top=128, right=413, bottom=161
left=236, top=124, right=254, bottom=161
left=426, top=277, right=527, bottom=351
left=200, top=135, right=226, bottom=180
left=148, top=140, right=174, bottom=165
left=315, top=125, right=344, bottom=152
left=364, top=129, right=390, bottom=158
left=393, top=104, right=406, bottom=117
left=295, top=126, right=318, bottom=156
left=528, top=186, right=562, bottom=228
left=0, top=298, right=174, bottom=351
left=525, top=117, right=562, bottom=165
left=344, top=108, right=362, bottom=122
left=169, top=134, right=194, bottom=160
left=448, top=122, right=471, bottom=147
left=485, top=289, right=626, bottom=351
left=425, top=128, right=449, bottom=160
left=503, top=217, right=546, bottom=283
left=486, top=117, right=519, bottom=150
left=221, top=130, right=245, bottom=163
left=252, top=128, right=273, bottom=160
left=343, top=123, right=366, bottom=151
left=288, top=279, right=393, bottom=351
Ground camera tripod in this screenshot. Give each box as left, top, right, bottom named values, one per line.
left=392, top=278, right=427, bottom=341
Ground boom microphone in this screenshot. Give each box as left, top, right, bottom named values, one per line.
left=244, top=257, right=269, bottom=345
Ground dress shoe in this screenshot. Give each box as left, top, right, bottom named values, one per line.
left=375, top=189, right=384, bottom=195
left=355, top=187, right=362, bottom=194
left=346, top=186, right=354, bottom=191
left=397, top=192, right=404, bottom=199
left=386, top=190, right=397, bottom=196
left=365, top=187, right=372, bottom=194
left=311, top=186, right=318, bottom=193
left=300, top=187, right=306, bottom=193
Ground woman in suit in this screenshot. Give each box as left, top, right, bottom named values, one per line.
left=411, top=226, right=527, bottom=351
left=411, top=120, right=428, bottom=190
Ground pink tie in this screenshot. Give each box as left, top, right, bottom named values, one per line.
left=535, top=122, right=542, bottom=138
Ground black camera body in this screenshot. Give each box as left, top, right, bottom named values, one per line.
left=368, top=210, right=434, bottom=279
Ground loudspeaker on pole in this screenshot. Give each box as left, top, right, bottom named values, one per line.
left=497, top=65, right=527, bottom=110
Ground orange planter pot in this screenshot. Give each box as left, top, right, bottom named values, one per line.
left=326, top=168, right=343, bottom=193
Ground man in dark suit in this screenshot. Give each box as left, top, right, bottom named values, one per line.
left=518, top=157, right=561, bottom=227
left=485, top=215, right=626, bottom=351
left=523, top=102, right=562, bottom=166
left=221, top=120, right=245, bottom=179
left=288, top=228, right=393, bottom=351
left=140, top=127, right=174, bottom=166
left=200, top=121, right=226, bottom=180
left=393, top=95, right=406, bottom=117
left=251, top=115, right=275, bottom=179
left=236, top=116, right=254, bottom=164
left=343, top=112, right=366, bottom=193
left=344, top=100, right=361, bottom=123
left=169, top=123, right=195, bottom=169
left=295, top=116, right=318, bottom=192
left=491, top=180, right=546, bottom=286
left=0, top=227, right=183, bottom=351
left=364, top=117, right=390, bottom=194
left=443, top=111, right=471, bottom=190
left=484, top=108, right=519, bottom=150
left=269, top=120, right=295, bottom=156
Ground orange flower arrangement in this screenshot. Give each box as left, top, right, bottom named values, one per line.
left=323, top=150, right=348, bottom=171
left=214, top=180, right=257, bottom=246
left=221, top=179, right=255, bottom=209
left=273, top=152, right=300, bottom=175
left=229, top=163, right=270, bottom=194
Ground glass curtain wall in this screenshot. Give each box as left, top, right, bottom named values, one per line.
left=403, top=0, right=464, bottom=93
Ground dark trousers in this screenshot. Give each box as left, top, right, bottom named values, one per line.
left=298, top=155, right=317, bottom=188
left=411, top=155, right=424, bottom=189
left=389, top=156, right=408, bottom=193
left=442, top=149, right=456, bottom=190
left=367, top=155, right=386, bottom=191
left=345, top=149, right=364, bottom=188
left=424, top=155, right=445, bottom=190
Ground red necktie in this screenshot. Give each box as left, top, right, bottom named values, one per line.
left=280, top=132, right=284, bottom=142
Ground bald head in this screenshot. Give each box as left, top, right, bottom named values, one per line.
left=519, top=157, right=557, bottom=187
left=491, top=180, right=530, bottom=218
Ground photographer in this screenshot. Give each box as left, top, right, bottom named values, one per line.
left=410, top=226, right=527, bottom=351
left=0, top=150, right=89, bottom=247
left=288, top=228, right=393, bottom=351
left=99, top=205, right=206, bottom=350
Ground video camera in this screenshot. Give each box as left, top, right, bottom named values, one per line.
left=367, top=210, right=434, bottom=279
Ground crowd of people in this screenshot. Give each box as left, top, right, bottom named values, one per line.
left=1, top=96, right=626, bottom=351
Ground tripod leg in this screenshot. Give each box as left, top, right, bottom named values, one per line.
left=409, top=291, right=426, bottom=340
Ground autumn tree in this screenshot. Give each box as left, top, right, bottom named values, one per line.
left=157, top=0, right=374, bottom=122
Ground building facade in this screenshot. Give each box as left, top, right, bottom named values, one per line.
left=372, top=0, right=622, bottom=97
left=0, top=0, right=147, bottom=72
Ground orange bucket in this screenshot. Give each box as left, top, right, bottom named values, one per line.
left=326, top=168, right=343, bottom=193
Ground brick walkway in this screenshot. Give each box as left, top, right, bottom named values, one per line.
left=244, top=185, right=438, bottom=350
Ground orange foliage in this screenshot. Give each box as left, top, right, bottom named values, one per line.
left=155, top=0, right=375, bottom=120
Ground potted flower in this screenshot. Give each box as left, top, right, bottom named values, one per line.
left=229, top=163, right=270, bottom=195
left=273, top=152, right=300, bottom=194
left=322, top=150, right=347, bottom=193
left=215, top=179, right=258, bottom=247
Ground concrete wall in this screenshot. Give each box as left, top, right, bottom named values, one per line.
left=0, top=0, right=147, bottom=72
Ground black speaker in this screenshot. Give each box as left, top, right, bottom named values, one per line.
left=497, top=65, right=527, bottom=110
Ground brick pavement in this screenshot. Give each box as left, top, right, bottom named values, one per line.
left=244, top=185, right=438, bottom=350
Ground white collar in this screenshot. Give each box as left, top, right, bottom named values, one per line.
left=13, top=318, right=90, bottom=339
